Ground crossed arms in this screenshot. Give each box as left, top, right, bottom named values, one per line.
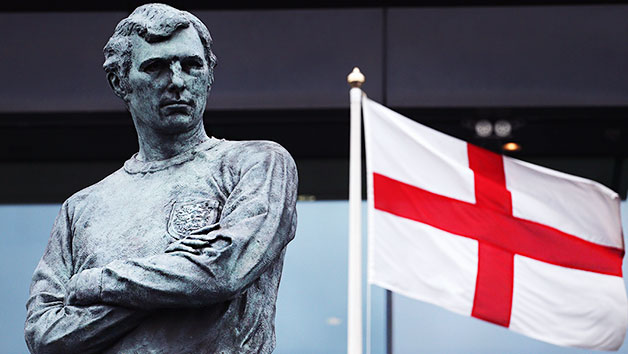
left=24, top=147, right=297, bottom=354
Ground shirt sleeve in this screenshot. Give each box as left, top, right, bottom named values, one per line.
left=68, top=143, right=298, bottom=309
left=25, top=201, right=146, bottom=354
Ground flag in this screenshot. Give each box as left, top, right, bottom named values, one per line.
left=363, top=97, right=628, bottom=350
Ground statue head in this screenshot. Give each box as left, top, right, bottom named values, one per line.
left=103, top=3, right=217, bottom=135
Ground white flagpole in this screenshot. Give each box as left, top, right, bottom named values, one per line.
left=347, top=67, right=365, bottom=354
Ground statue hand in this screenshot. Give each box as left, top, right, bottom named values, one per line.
left=165, top=237, right=205, bottom=255
left=165, top=224, right=229, bottom=255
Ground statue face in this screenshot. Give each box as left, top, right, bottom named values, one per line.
left=125, top=26, right=210, bottom=134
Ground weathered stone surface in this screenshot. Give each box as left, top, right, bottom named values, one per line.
left=25, top=4, right=297, bottom=353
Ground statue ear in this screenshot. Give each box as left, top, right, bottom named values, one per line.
left=107, top=73, right=127, bottom=99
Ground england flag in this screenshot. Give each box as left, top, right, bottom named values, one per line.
left=363, top=97, right=628, bottom=350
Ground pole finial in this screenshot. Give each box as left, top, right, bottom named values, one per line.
left=347, top=67, right=365, bottom=88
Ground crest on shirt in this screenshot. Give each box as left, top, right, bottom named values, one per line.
left=168, top=199, right=221, bottom=239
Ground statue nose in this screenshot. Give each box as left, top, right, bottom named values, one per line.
left=168, top=62, right=185, bottom=92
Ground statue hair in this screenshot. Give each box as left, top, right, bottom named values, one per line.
left=103, top=3, right=217, bottom=90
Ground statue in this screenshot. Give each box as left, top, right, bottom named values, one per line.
left=24, top=4, right=298, bottom=353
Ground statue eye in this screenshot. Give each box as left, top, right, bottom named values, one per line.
left=141, top=59, right=167, bottom=74
left=182, top=58, right=204, bottom=72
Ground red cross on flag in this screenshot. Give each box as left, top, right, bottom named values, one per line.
left=363, top=97, right=628, bottom=350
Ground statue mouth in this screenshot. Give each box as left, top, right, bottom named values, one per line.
left=160, top=100, right=194, bottom=109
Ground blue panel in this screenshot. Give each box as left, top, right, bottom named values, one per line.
left=4, top=200, right=624, bottom=353
left=275, top=201, right=386, bottom=353
left=0, top=204, right=60, bottom=354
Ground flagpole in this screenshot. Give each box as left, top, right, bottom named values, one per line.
left=347, top=67, right=365, bottom=354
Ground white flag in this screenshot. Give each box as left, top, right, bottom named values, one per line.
left=363, top=97, right=628, bottom=350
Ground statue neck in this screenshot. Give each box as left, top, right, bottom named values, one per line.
left=135, top=122, right=210, bottom=162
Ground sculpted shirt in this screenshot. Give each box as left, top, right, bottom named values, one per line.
left=25, top=138, right=298, bottom=354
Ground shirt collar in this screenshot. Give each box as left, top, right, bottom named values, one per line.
left=123, top=137, right=222, bottom=174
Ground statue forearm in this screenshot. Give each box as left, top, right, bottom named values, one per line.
left=66, top=219, right=294, bottom=310
left=25, top=299, right=146, bottom=354
left=67, top=250, right=243, bottom=309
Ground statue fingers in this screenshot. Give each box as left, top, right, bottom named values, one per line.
left=165, top=241, right=202, bottom=254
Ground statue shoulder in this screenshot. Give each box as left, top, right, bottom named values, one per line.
left=218, top=139, right=296, bottom=171
left=63, top=167, right=127, bottom=210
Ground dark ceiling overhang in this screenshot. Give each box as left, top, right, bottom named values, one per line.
left=2, top=1, right=627, bottom=12
left=2, top=106, right=626, bottom=202
left=2, top=106, right=627, bottom=161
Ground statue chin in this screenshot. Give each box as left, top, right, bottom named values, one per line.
left=158, top=117, right=202, bottom=135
